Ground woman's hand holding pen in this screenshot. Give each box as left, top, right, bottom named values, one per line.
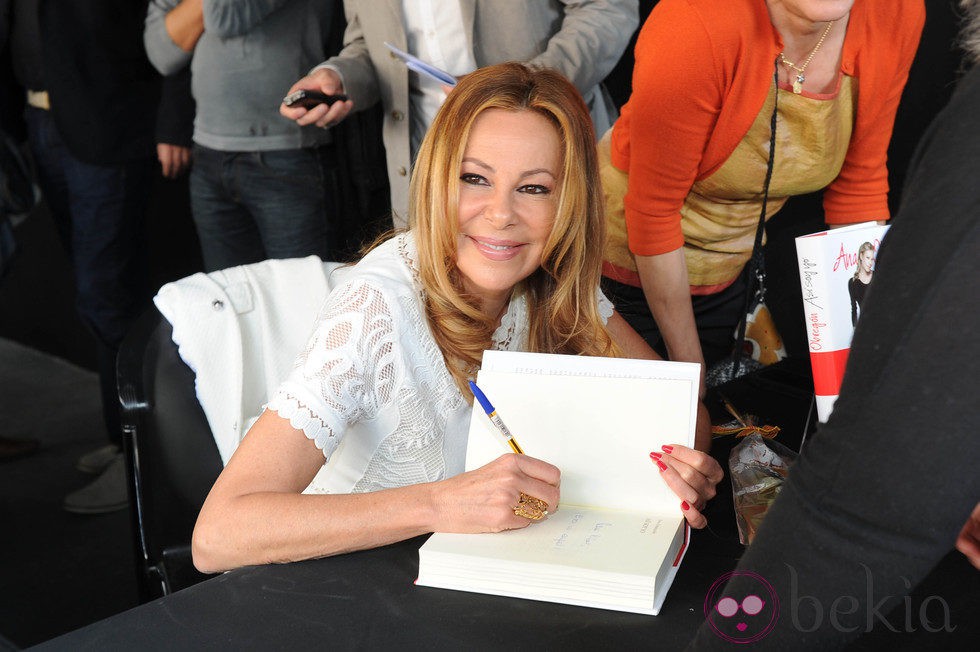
left=651, top=444, right=724, bottom=529
left=431, top=454, right=560, bottom=533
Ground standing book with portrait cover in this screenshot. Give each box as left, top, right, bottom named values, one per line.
left=415, top=350, right=700, bottom=616
left=795, top=222, right=889, bottom=422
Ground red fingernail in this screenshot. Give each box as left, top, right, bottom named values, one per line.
left=649, top=451, right=662, bottom=459
left=661, top=445, right=674, bottom=454
left=656, top=459, right=668, bottom=472
left=681, top=501, right=690, bottom=511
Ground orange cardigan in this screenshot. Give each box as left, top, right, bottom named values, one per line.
left=610, top=0, right=925, bottom=256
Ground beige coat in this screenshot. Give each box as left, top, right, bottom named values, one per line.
left=326, top=0, right=639, bottom=226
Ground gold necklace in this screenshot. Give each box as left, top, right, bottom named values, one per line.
left=779, top=20, right=835, bottom=94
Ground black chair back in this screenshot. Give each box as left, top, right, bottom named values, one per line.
left=117, top=307, right=222, bottom=601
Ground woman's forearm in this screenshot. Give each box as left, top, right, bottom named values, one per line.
left=164, top=0, right=205, bottom=52
left=635, top=250, right=706, bottom=394
left=192, top=411, right=560, bottom=573
left=191, top=409, right=442, bottom=573
left=192, top=483, right=439, bottom=573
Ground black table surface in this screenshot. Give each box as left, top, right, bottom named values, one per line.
left=33, top=532, right=745, bottom=651
left=34, top=361, right=978, bottom=650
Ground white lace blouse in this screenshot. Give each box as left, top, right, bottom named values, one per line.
left=267, top=233, right=613, bottom=494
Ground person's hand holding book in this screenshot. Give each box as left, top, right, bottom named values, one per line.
left=650, top=444, right=724, bottom=529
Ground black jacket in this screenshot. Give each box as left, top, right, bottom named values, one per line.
left=39, top=0, right=161, bottom=164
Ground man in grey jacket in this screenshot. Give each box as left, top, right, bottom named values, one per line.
left=145, top=0, right=337, bottom=272
left=280, top=0, right=639, bottom=227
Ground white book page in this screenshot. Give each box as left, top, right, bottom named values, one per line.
left=795, top=220, right=887, bottom=241
left=481, top=349, right=700, bottom=382
left=466, top=353, right=699, bottom=513
left=422, top=505, right=684, bottom=578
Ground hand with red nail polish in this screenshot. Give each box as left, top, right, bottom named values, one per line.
left=653, top=443, right=724, bottom=530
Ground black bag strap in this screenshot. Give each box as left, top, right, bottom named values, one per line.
left=730, top=59, right=780, bottom=378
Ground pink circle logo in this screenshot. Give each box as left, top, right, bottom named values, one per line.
left=704, top=570, right=779, bottom=643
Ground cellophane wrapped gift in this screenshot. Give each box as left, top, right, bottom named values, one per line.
left=729, top=433, right=798, bottom=545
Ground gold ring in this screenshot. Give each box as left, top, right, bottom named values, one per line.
left=513, top=492, right=549, bottom=520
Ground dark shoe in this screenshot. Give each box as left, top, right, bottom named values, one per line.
left=75, top=443, right=121, bottom=474
left=64, top=454, right=129, bottom=514
left=0, top=435, right=39, bottom=461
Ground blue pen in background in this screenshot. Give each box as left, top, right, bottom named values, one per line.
left=469, top=381, right=525, bottom=455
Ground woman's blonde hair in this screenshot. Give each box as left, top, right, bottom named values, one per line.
left=410, top=62, right=620, bottom=395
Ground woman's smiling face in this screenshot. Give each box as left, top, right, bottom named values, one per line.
left=859, top=247, right=874, bottom=274
left=455, top=108, right=561, bottom=316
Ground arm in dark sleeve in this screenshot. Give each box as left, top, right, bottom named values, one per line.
left=0, top=0, right=10, bottom=52
left=155, top=66, right=194, bottom=147
left=689, top=289, right=980, bottom=649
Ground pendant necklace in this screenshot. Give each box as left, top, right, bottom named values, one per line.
left=779, top=20, right=835, bottom=94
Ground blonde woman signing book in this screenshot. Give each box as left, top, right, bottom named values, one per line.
left=192, top=64, right=723, bottom=573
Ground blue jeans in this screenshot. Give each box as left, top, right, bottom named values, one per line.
left=190, top=144, right=335, bottom=272
left=25, top=106, right=153, bottom=443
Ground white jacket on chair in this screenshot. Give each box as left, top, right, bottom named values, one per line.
left=153, top=256, right=349, bottom=477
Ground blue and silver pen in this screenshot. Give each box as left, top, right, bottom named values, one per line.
left=469, top=380, right=525, bottom=455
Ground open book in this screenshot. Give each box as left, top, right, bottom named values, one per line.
left=795, top=222, right=889, bottom=422
left=416, top=351, right=700, bottom=615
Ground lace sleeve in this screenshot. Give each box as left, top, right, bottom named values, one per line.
left=267, top=279, right=401, bottom=460
left=596, top=287, right=614, bottom=324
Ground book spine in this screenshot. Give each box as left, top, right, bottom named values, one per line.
left=795, top=235, right=847, bottom=422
